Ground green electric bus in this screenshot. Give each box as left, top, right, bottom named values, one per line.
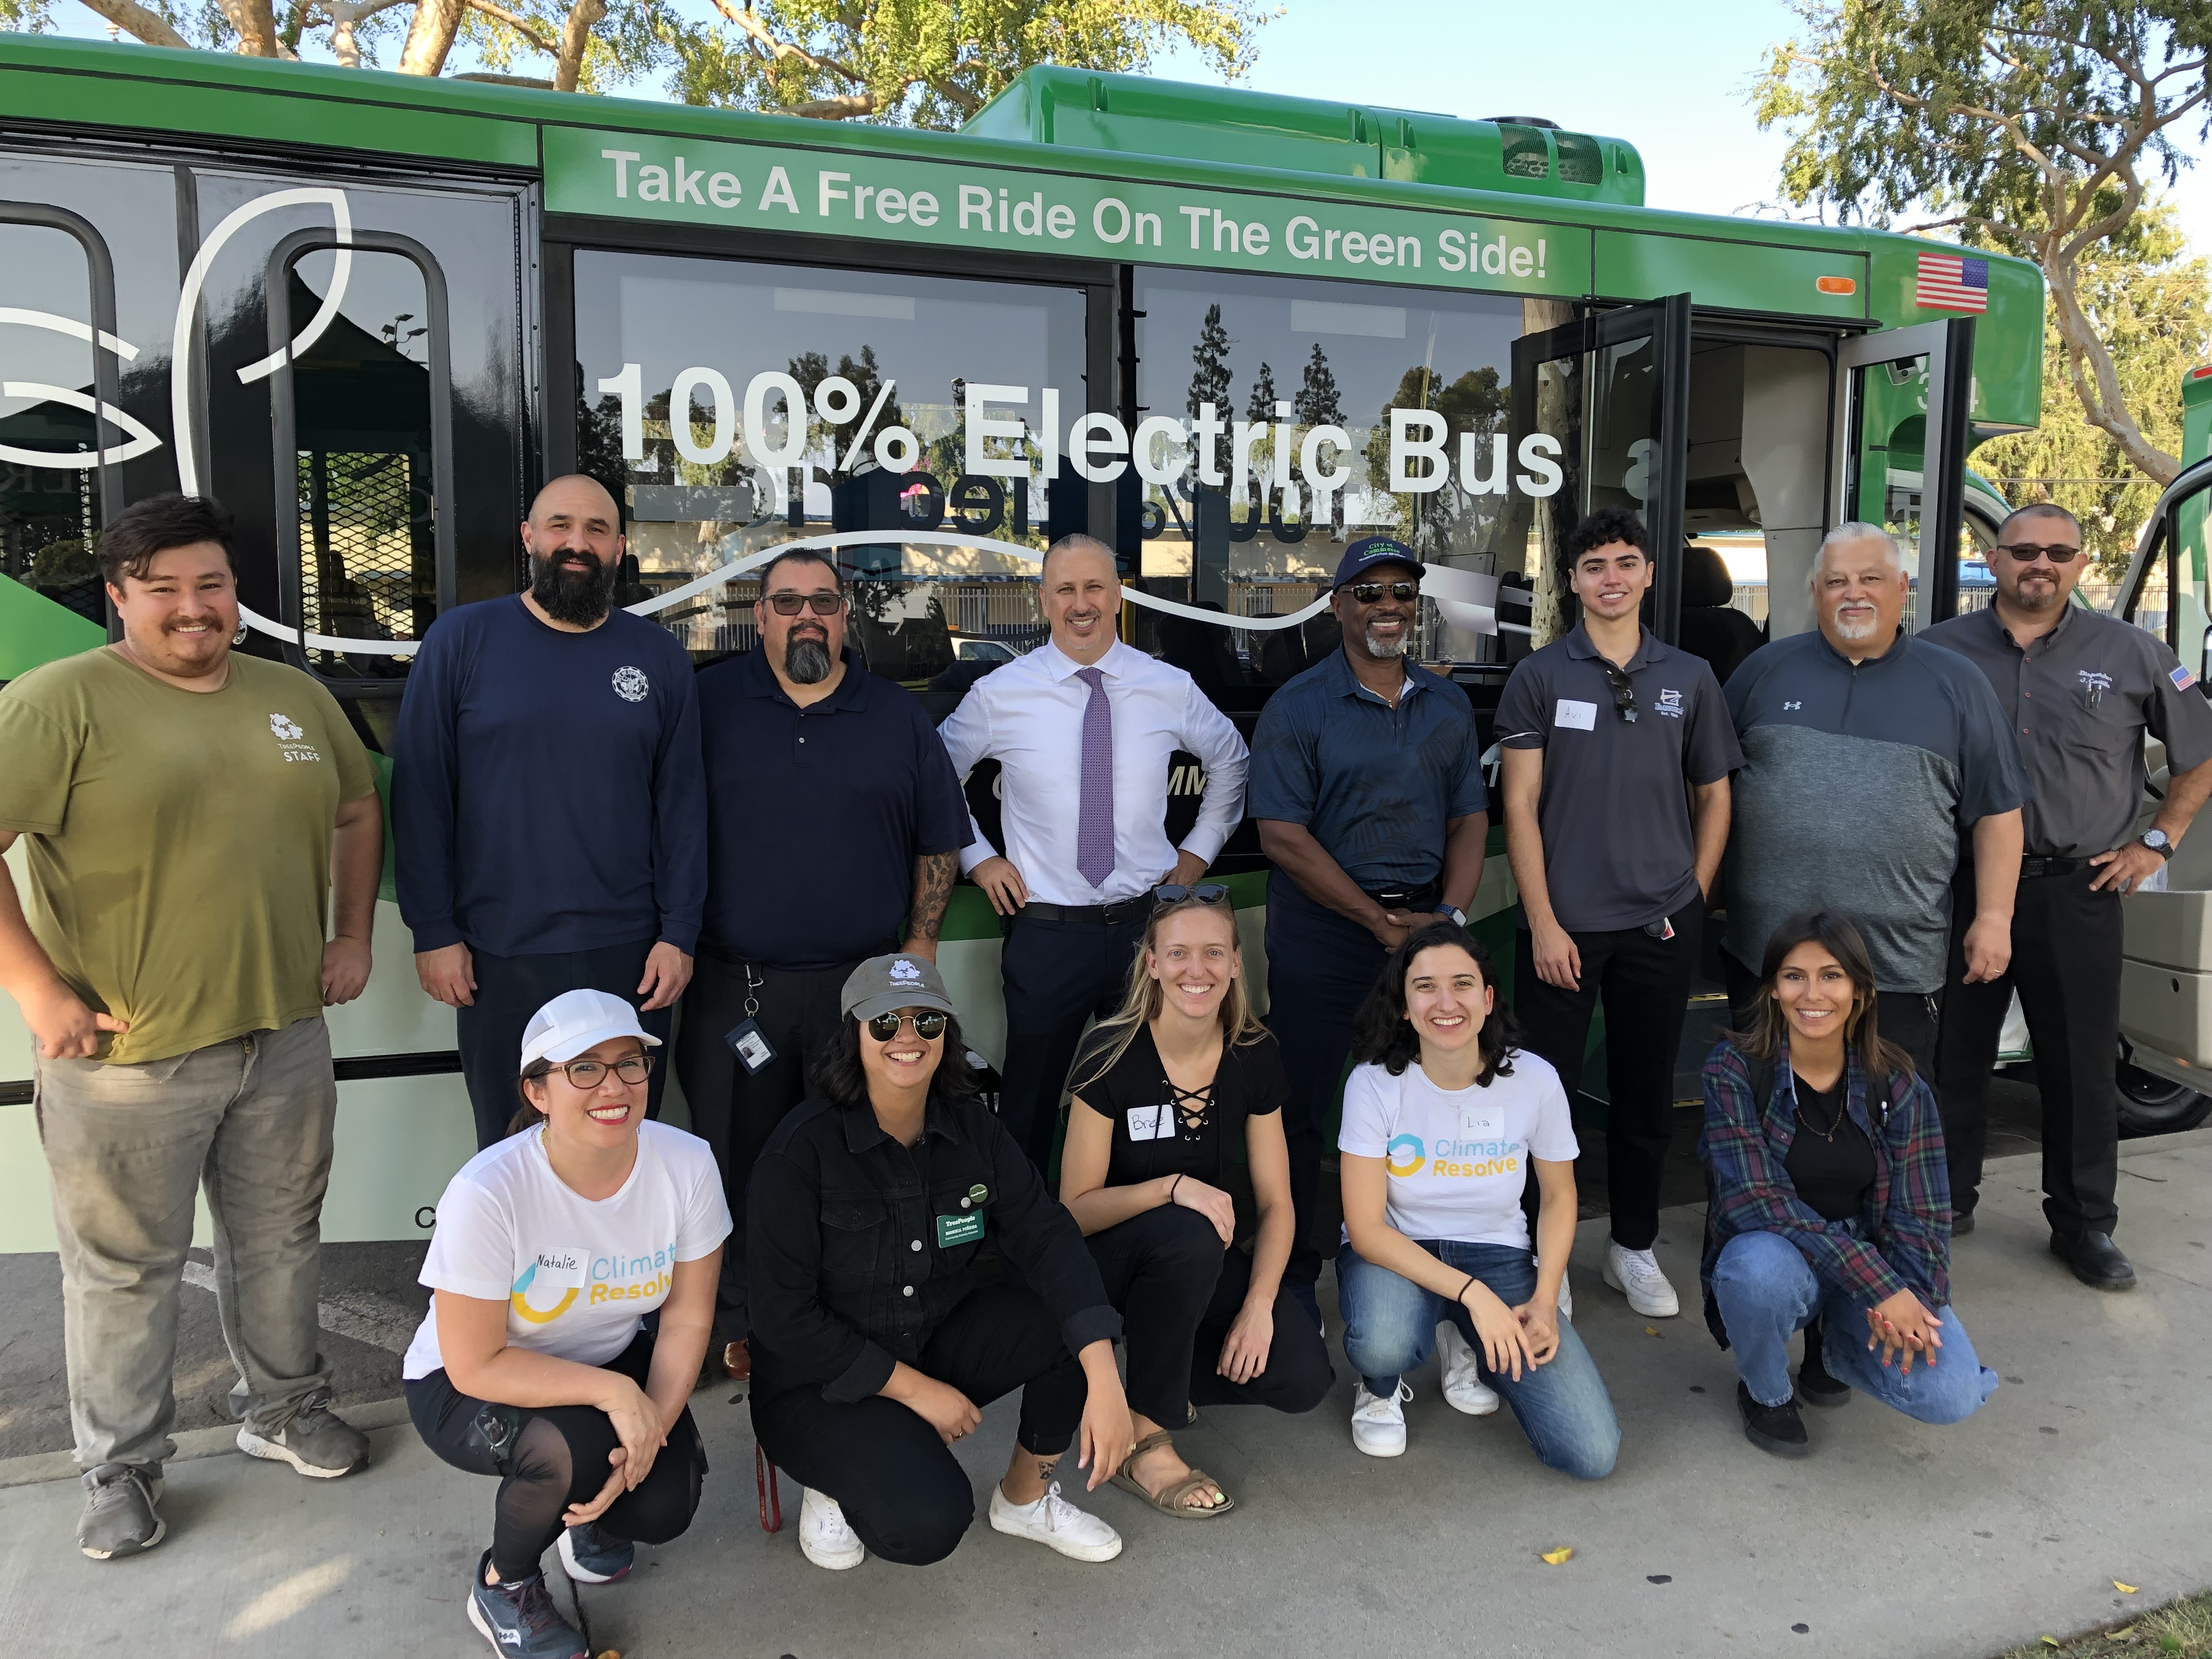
left=0, top=34, right=2045, bottom=1249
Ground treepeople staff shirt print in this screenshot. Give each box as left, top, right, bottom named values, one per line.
left=1336, top=1051, right=1578, bottom=1251
left=402, top=1119, right=731, bottom=1380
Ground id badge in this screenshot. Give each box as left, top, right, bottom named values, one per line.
left=935, top=1210, right=985, bottom=1248
left=725, top=1018, right=776, bottom=1075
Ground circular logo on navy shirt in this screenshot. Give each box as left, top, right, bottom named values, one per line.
left=611, top=665, right=650, bottom=702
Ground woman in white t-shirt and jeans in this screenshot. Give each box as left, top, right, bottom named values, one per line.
left=403, top=990, right=731, bottom=1659
left=1336, top=922, right=1620, bottom=1475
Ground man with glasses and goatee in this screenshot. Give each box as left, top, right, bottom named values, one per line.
left=1927, top=503, right=2212, bottom=1290
left=1248, top=535, right=1489, bottom=1335
left=679, top=546, right=969, bottom=1369
left=1494, top=506, right=1741, bottom=1324
left=394, top=474, right=706, bottom=1149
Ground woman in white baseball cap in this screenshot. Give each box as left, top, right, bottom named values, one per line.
left=400, top=989, right=731, bottom=1659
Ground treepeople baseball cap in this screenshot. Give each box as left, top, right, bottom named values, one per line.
left=519, top=988, right=661, bottom=1070
left=1331, top=534, right=1425, bottom=590
left=841, top=953, right=960, bottom=1024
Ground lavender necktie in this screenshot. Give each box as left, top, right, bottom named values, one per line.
left=1075, top=665, right=1116, bottom=888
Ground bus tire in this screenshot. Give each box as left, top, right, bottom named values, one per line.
left=2115, top=1048, right=2212, bottom=1138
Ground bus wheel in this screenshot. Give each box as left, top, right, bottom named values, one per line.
left=2115, top=1049, right=2212, bottom=1137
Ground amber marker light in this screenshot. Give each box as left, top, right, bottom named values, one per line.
left=1816, top=275, right=1857, bottom=295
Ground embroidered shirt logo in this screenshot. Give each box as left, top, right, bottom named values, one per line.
left=1655, top=687, right=1685, bottom=719
left=2079, top=670, right=2115, bottom=695
left=1783, top=701, right=1804, bottom=712
left=269, top=713, right=304, bottom=740
left=268, top=712, right=320, bottom=763
left=612, top=665, right=650, bottom=702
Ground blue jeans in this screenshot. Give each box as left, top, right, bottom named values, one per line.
left=1712, top=1231, right=2000, bottom=1420
left=1336, top=1239, right=1620, bottom=1481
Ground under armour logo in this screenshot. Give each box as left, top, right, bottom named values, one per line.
left=1783, top=701, right=1804, bottom=711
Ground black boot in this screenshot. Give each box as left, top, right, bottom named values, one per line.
left=1737, top=1381, right=1809, bottom=1458
left=1795, top=1316, right=1850, bottom=1409
left=2051, top=1230, right=2136, bottom=1291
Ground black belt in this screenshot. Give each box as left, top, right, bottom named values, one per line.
left=2019, top=856, right=2089, bottom=880
left=1365, top=880, right=1442, bottom=912
left=1017, top=890, right=1158, bottom=926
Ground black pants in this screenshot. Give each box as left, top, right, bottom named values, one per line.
left=750, top=1284, right=1086, bottom=1567
left=407, top=1333, right=704, bottom=1583
left=674, top=953, right=857, bottom=1343
left=1263, top=872, right=1392, bottom=1289
left=1936, top=866, right=2123, bottom=1235
left=1512, top=905, right=1702, bottom=1251
left=454, top=939, right=672, bottom=1149
left=998, top=910, right=1149, bottom=1174
left=1722, top=955, right=1940, bottom=1084
left=1085, top=1204, right=1335, bottom=1426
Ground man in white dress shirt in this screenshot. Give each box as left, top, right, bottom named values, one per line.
left=938, top=535, right=1250, bottom=1173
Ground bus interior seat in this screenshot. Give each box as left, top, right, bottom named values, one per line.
left=1677, top=542, right=1763, bottom=686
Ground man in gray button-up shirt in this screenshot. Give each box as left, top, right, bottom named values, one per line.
left=1927, top=503, right=2212, bottom=1291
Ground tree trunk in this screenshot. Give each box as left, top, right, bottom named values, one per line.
left=75, top=0, right=192, bottom=49
left=218, top=0, right=281, bottom=55
left=2046, top=257, right=2182, bottom=488
left=398, top=0, right=467, bottom=76
left=551, top=0, right=605, bottom=93
left=789, top=93, right=877, bottom=119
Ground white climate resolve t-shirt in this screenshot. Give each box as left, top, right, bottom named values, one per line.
left=1336, top=1052, right=1578, bottom=1251
left=403, top=1120, right=732, bottom=1381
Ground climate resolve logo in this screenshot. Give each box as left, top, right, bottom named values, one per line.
left=1383, top=1133, right=1522, bottom=1180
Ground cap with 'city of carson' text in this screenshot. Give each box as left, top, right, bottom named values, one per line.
left=1331, top=535, right=1425, bottom=591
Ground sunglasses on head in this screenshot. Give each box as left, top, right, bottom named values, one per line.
left=1154, top=882, right=1231, bottom=911
left=766, top=592, right=845, bottom=614
left=1344, top=581, right=1420, bottom=605
left=1994, top=541, right=2082, bottom=565
left=1601, top=661, right=1638, bottom=723
left=866, top=1009, right=949, bottom=1042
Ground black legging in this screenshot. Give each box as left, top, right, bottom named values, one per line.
left=1086, top=1204, right=1335, bottom=1426
left=407, top=1333, right=706, bottom=1583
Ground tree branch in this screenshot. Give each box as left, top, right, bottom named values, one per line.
left=398, top=0, right=466, bottom=75
left=551, top=0, right=601, bottom=92
left=706, top=0, right=864, bottom=83
left=463, top=0, right=558, bottom=58
left=2049, top=270, right=2181, bottom=486
left=216, top=0, right=280, bottom=54
left=73, top=0, right=191, bottom=49
left=788, top=93, right=878, bottom=117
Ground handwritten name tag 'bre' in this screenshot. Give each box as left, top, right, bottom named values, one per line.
left=1128, top=1104, right=1172, bottom=1142
left=1554, top=699, right=1597, bottom=731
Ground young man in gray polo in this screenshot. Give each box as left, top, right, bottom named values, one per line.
left=0, top=495, right=384, bottom=1559
left=1927, top=503, right=2212, bottom=1290
left=1496, top=505, right=1741, bottom=1319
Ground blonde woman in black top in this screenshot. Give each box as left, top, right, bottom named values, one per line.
left=1060, top=887, right=1335, bottom=1519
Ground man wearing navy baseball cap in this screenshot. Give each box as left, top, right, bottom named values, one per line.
left=1245, top=534, right=1489, bottom=1330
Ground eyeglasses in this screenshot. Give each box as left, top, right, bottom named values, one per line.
left=1601, top=661, right=1638, bottom=723
left=1994, top=542, right=2082, bottom=565
left=765, top=592, right=845, bottom=614
left=549, top=1054, right=654, bottom=1088
left=1344, top=582, right=1420, bottom=605
left=866, top=1010, right=949, bottom=1042
left=1154, top=882, right=1230, bottom=910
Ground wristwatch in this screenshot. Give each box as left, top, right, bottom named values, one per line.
left=1436, top=905, right=1468, bottom=927
left=2141, top=828, right=2175, bottom=860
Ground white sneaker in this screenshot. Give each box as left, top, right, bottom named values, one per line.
left=1435, top=1322, right=1502, bottom=1417
left=1602, top=1239, right=1681, bottom=1318
left=799, top=1486, right=866, bottom=1571
left=1350, top=1380, right=1412, bottom=1457
left=988, top=1480, right=1122, bottom=1562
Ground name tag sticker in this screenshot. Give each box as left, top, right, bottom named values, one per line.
left=1460, top=1107, right=1503, bottom=1138
left=1554, top=699, right=1598, bottom=731
left=935, top=1211, right=985, bottom=1248
left=1127, top=1104, right=1172, bottom=1142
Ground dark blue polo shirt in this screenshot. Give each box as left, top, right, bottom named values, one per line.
left=1247, top=648, right=1487, bottom=890
left=696, top=648, right=970, bottom=970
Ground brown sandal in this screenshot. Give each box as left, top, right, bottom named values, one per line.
left=1109, top=1430, right=1235, bottom=1519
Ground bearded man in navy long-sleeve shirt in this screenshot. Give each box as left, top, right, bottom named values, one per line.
left=394, top=475, right=707, bottom=1147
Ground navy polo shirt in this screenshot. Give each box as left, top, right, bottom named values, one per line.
left=1494, top=623, right=1742, bottom=932
left=1247, top=648, right=1487, bottom=890
left=695, top=648, right=970, bottom=970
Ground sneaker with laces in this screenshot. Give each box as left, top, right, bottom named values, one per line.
left=1350, top=1380, right=1412, bottom=1457
left=1434, top=1322, right=1501, bottom=1417
left=466, top=1551, right=588, bottom=1659
left=1737, top=1381, right=1811, bottom=1459
left=1601, top=1240, right=1680, bottom=1318
left=799, top=1487, right=866, bottom=1571
left=556, top=1520, right=634, bottom=1583
left=77, top=1462, right=164, bottom=1560
left=987, top=1480, right=1122, bottom=1562
left=237, top=1389, right=369, bottom=1478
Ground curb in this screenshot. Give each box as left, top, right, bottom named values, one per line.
left=0, top=1396, right=413, bottom=1491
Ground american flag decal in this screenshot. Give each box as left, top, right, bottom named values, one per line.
left=1916, top=252, right=1990, bottom=313
left=2173, top=663, right=2197, bottom=692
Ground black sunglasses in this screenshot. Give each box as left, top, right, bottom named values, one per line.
left=1994, top=541, right=2082, bottom=565
left=766, top=592, right=845, bottom=614
left=1601, top=661, right=1638, bottom=723
left=1154, top=882, right=1231, bottom=911
left=866, top=1009, right=949, bottom=1042
left=1344, top=581, right=1420, bottom=605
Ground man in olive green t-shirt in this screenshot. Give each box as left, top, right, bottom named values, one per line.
left=0, top=494, right=385, bottom=1562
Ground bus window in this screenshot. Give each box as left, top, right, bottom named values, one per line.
left=571, top=252, right=1087, bottom=673
left=2169, top=479, right=2210, bottom=675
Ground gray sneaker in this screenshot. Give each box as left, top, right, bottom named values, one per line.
left=467, top=1551, right=588, bottom=1659
left=78, top=1463, right=165, bottom=1560
left=238, top=1389, right=370, bottom=1478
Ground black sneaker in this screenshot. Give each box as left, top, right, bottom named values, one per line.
left=1951, top=1209, right=1975, bottom=1237
left=77, top=1462, right=164, bottom=1560
left=466, top=1551, right=588, bottom=1659
left=2051, top=1230, right=2137, bottom=1291
left=1738, top=1381, right=1810, bottom=1458
left=1795, top=1318, right=1850, bottom=1410
left=557, top=1520, right=634, bottom=1583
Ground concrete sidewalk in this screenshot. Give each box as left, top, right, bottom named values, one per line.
left=1, top=1137, right=2205, bottom=1659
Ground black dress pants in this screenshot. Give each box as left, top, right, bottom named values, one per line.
left=674, top=953, right=858, bottom=1344
left=1722, top=955, right=1940, bottom=1088
left=1263, top=872, right=1392, bottom=1289
left=1512, top=905, right=1702, bottom=1251
left=998, top=909, right=1149, bottom=1174
left=454, top=938, right=672, bottom=1149
left=1936, top=866, right=2123, bottom=1235
left=1085, top=1205, right=1335, bottom=1426
left=749, top=1284, right=1087, bottom=1567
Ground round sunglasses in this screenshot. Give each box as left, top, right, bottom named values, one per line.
left=866, top=1009, right=949, bottom=1042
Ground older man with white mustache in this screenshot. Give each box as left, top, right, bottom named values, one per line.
left=1719, top=523, right=2027, bottom=1092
